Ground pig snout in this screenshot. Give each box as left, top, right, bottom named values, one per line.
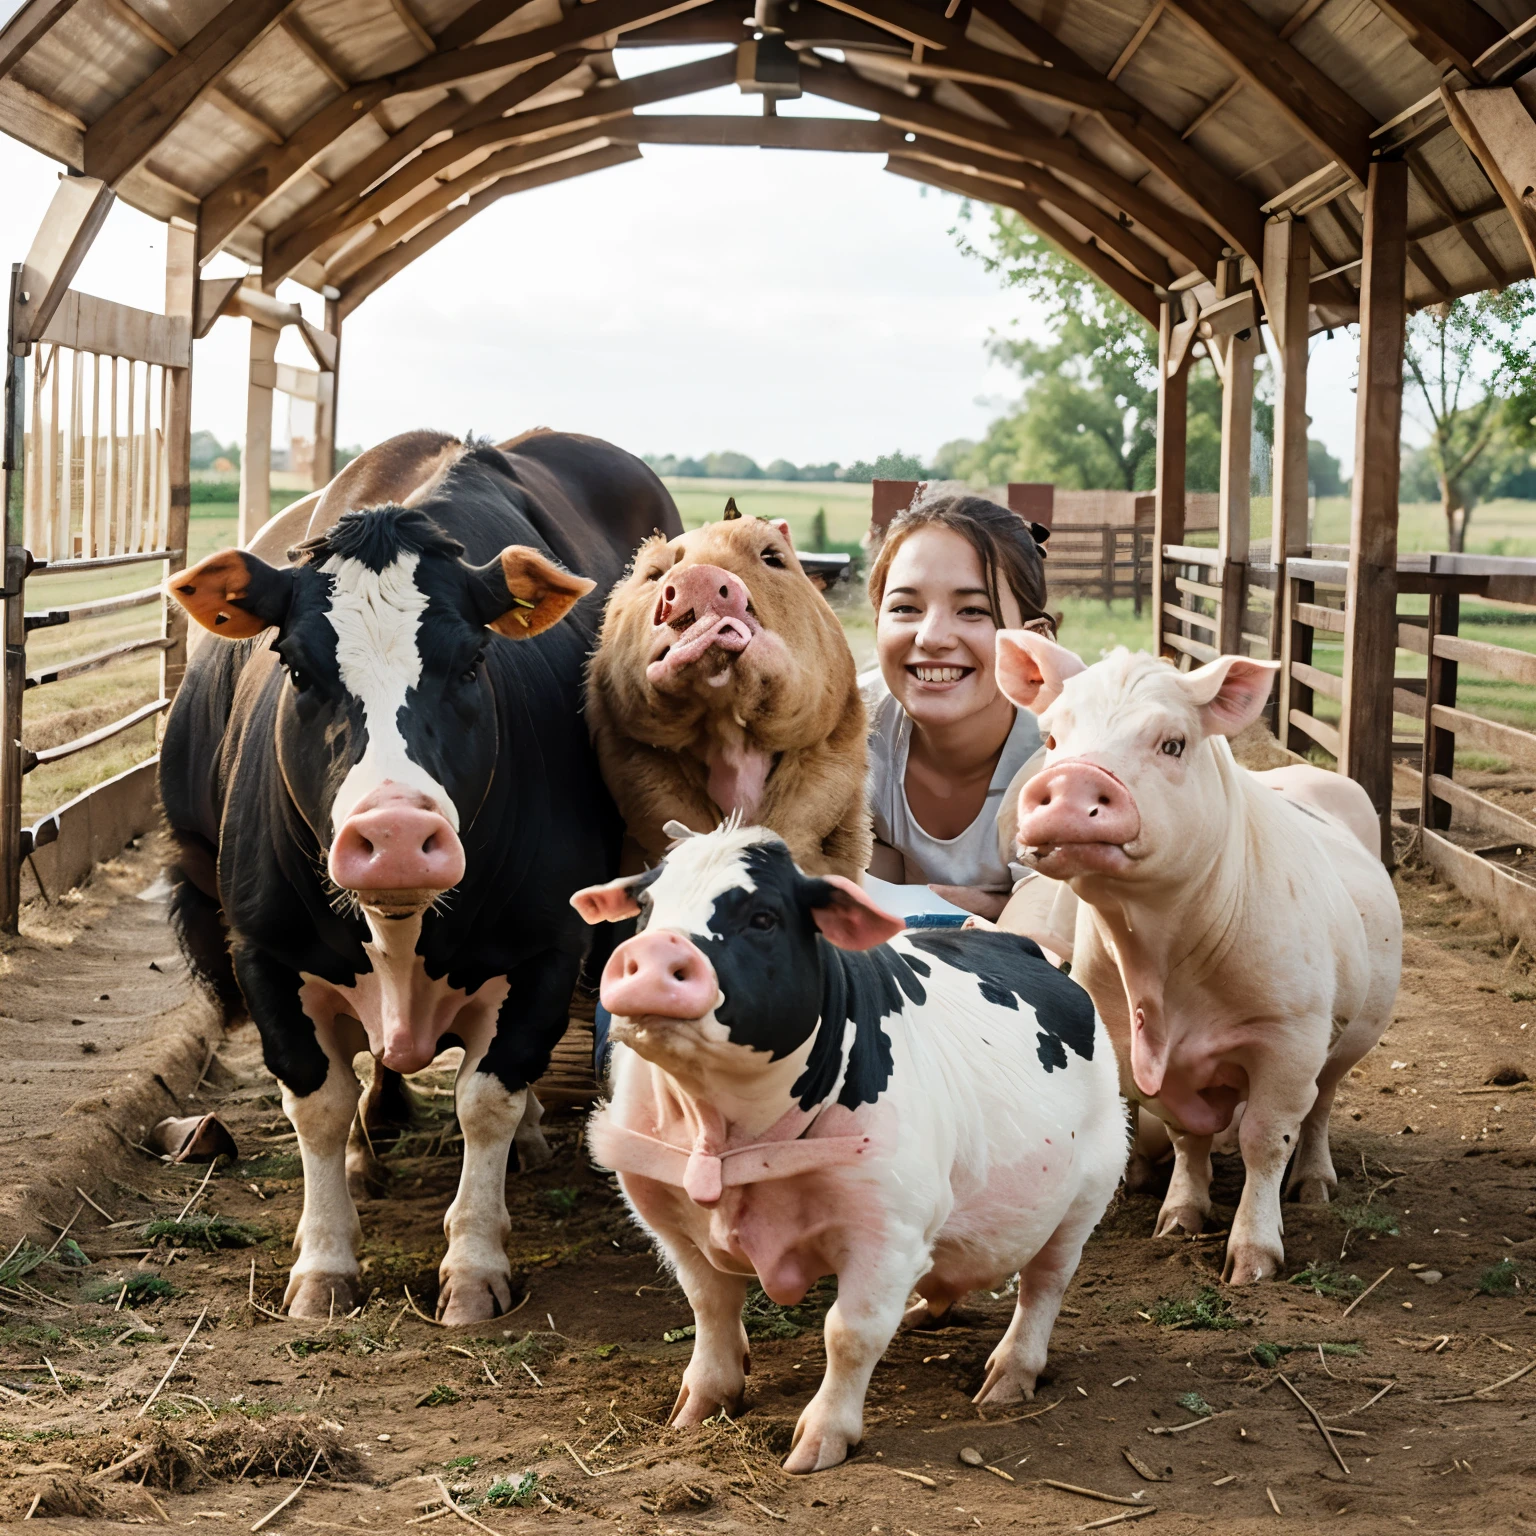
left=1016, top=760, right=1141, bottom=869
left=649, top=563, right=759, bottom=681
left=601, top=930, right=719, bottom=1020
left=328, top=785, right=465, bottom=902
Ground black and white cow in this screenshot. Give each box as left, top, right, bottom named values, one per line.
left=572, top=824, right=1125, bottom=1472
left=160, top=433, right=681, bottom=1322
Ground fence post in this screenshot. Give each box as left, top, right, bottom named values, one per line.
left=160, top=218, right=194, bottom=715
left=1132, top=528, right=1144, bottom=618
left=1280, top=573, right=1315, bottom=757
left=1, top=266, right=24, bottom=933
left=1154, top=298, right=1191, bottom=661
left=238, top=319, right=278, bottom=547
left=1420, top=584, right=1459, bottom=834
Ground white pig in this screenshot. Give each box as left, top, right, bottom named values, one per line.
left=995, top=633, right=1401, bottom=1284
left=571, top=824, right=1124, bottom=1471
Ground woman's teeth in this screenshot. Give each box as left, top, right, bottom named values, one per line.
left=912, top=665, right=969, bottom=684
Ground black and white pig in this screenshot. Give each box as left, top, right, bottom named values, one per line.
left=571, top=824, right=1124, bottom=1473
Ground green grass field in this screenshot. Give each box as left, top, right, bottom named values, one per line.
left=20, top=479, right=1536, bottom=820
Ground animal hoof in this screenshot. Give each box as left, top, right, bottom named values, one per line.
left=345, top=1150, right=389, bottom=1202
left=1153, top=1204, right=1207, bottom=1239
left=900, top=1298, right=951, bottom=1332
left=1290, top=1176, right=1333, bottom=1206
left=436, top=1267, right=512, bottom=1326
left=972, top=1356, right=1038, bottom=1407
left=284, top=1270, right=360, bottom=1318
left=668, top=1379, right=743, bottom=1429
left=513, top=1123, right=553, bottom=1173
left=1221, top=1241, right=1282, bottom=1285
left=783, top=1414, right=857, bottom=1474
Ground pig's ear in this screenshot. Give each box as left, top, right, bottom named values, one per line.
left=806, top=875, right=905, bottom=951
left=470, top=546, right=596, bottom=639
left=1178, top=655, right=1280, bottom=737
left=768, top=518, right=792, bottom=548
left=166, top=549, right=296, bottom=638
left=571, top=874, right=645, bottom=924
left=995, top=629, right=1087, bottom=713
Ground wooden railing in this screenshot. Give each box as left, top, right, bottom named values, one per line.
left=2, top=273, right=191, bottom=929
left=1047, top=525, right=1152, bottom=613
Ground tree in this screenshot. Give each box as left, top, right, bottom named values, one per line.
left=1308, top=439, right=1347, bottom=498
left=954, top=207, right=1226, bottom=492
left=704, top=451, right=762, bottom=479
left=1404, top=287, right=1536, bottom=551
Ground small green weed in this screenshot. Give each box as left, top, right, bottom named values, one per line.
left=1475, top=1259, right=1523, bottom=1296
left=1508, top=987, right=1536, bottom=1003
left=497, top=1331, right=551, bottom=1366
left=1177, top=1391, right=1215, bottom=1418
left=417, top=1384, right=460, bottom=1407
left=238, top=1152, right=301, bottom=1179
left=1149, top=1288, right=1240, bottom=1331
left=54, top=1239, right=89, bottom=1268
left=141, top=1214, right=265, bottom=1249
left=540, top=1188, right=580, bottom=1217
left=1333, top=1204, right=1400, bottom=1236
left=1250, top=1341, right=1361, bottom=1367
left=1286, top=1265, right=1364, bottom=1299
left=0, top=1243, right=46, bottom=1286
left=485, top=1472, right=541, bottom=1508
left=445, top=1455, right=479, bottom=1472
left=82, top=1273, right=176, bottom=1305
left=589, top=1343, right=620, bottom=1360
left=285, top=1338, right=331, bottom=1359
left=662, top=1324, right=696, bottom=1344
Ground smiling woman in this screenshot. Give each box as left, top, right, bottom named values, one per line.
left=863, top=493, right=1055, bottom=919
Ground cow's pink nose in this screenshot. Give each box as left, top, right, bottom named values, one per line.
left=1017, top=760, right=1141, bottom=848
left=601, top=931, right=718, bottom=1020
left=654, top=563, right=751, bottom=629
left=329, top=803, right=465, bottom=896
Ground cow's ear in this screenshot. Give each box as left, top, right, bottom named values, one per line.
left=806, top=874, right=905, bottom=951
left=571, top=874, right=644, bottom=924
left=768, top=518, right=792, bottom=547
left=995, top=628, right=1087, bottom=713
left=165, top=550, right=294, bottom=638
left=471, top=546, right=596, bottom=638
left=1178, top=655, right=1280, bottom=737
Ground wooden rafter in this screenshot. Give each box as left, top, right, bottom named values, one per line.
left=83, top=0, right=298, bottom=185
left=1445, top=85, right=1536, bottom=278
left=607, top=114, right=902, bottom=152
left=1163, top=0, right=1374, bottom=184
left=265, top=48, right=735, bottom=283
left=0, top=0, right=78, bottom=82
left=886, top=155, right=1160, bottom=324
left=832, top=0, right=1266, bottom=262
left=1407, top=143, right=1508, bottom=288
left=280, top=16, right=350, bottom=90
left=1372, top=0, right=1507, bottom=79
left=338, top=143, right=641, bottom=317
left=805, top=60, right=1222, bottom=274
left=1181, top=78, right=1243, bottom=142
left=386, top=0, right=437, bottom=56
left=326, top=124, right=621, bottom=282
left=1107, top=1, right=1164, bottom=83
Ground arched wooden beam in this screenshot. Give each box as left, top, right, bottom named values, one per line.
left=264, top=48, right=735, bottom=284
left=885, top=155, right=1160, bottom=325
left=1372, top=0, right=1507, bottom=79
left=325, top=124, right=623, bottom=284
left=337, top=143, right=642, bottom=318
left=0, top=0, right=81, bottom=82
left=821, top=0, right=1266, bottom=262
left=803, top=58, right=1222, bottom=275
left=1162, top=0, right=1374, bottom=184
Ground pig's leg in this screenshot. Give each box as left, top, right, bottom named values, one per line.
left=974, top=1195, right=1099, bottom=1405
left=667, top=1241, right=751, bottom=1427
left=1126, top=1108, right=1172, bottom=1194
left=1224, top=1057, right=1320, bottom=1284
left=785, top=1259, right=914, bottom=1473
left=1152, top=1129, right=1214, bottom=1238
left=1288, top=1006, right=1386, bottom=1204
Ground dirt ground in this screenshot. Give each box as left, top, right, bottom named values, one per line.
left=0, top=843, right=1532, bottom=1535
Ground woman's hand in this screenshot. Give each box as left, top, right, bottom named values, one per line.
left=927, top=884, right=1009, bottom=921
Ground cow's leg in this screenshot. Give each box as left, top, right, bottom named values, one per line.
left=436, top=954, right=578, bottom=1325
left=512, top=1086, right=552, bottom=1171
left=346, top=1061, right=415, bottom=1199
left=1224, top=1051, right=1320, bottom=1284
left=666, top=1238, right=752, bottom=1427
left=235, top=948, right=365, bottom=1316
left=974, top=1193, right=1101, bottom=1406
left=785, top=1254, right=917, bottom=1474
left=1152, top=1128, right=1214, bottom=1238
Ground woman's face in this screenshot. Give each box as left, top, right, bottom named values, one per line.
left=876, top=526, right=1025, bottom=730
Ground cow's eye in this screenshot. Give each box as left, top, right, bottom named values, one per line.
left=461, top=657, right=482, bottom=685
left=761, top=548, right=785, bottom=569
left=288, top=668, right=308, bottom=693
left=748, top=911, right=777, bottom=932
left=1162, top=737, right=1184, bottom=758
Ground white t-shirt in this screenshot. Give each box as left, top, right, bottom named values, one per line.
left=862, top=671, right=1043, bottom=892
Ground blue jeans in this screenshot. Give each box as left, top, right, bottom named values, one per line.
left=593, top=1000, right=613, bottom=1079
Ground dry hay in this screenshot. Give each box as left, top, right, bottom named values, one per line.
left=0, top=1468, right=105, bottom=1520
left=91, top=1415, right=362, bottom=1493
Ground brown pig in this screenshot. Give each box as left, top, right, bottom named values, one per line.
left=586, top=506, right=870, bottom=877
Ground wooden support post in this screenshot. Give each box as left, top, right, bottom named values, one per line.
left=311, top=295, right=340, bottom=488
left=1216, top=260, right=1257, bottom=658
left=1281, top=574, right=1315, bottom=757
left=1420, top=584, right=1459, bottom=833
left=1341, top=158, right=1408, bottom=862
left=238, top=322, right=279, bottom=548
left=1, top=265, right=25, bottom=934
left=1154, top=297, right=1191, bottom=661
left=160, top=218, right=194, bottom=714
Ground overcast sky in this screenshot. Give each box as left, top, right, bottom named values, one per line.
left=1, top=40, right=1366, bottom=470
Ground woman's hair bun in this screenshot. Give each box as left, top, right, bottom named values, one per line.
left=1026, top=521, right=1051, bottom=549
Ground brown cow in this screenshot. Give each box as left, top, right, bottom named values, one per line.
left=586, top=506, right=870, bottom=878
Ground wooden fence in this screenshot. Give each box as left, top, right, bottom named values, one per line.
left=1, top=227, right=193, bottom=931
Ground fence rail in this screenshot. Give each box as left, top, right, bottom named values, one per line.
left=1046, top=525, right=1152, bottom=612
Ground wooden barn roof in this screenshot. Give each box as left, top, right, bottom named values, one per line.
left=3, top=0, right=1534, bottom=328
